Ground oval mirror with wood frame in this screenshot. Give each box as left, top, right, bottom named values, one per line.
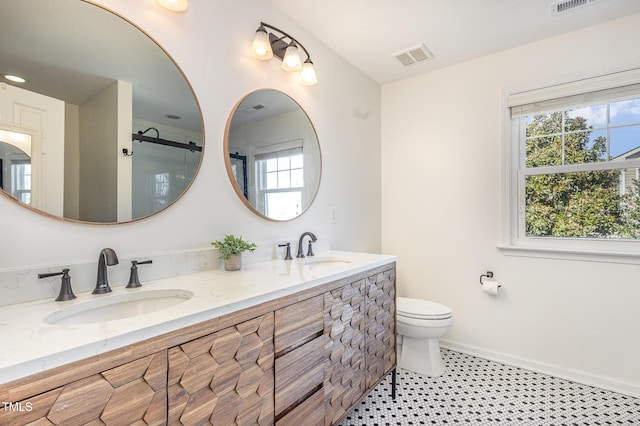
left=0, top=0, right=204, bottom=224
left=225, top=89, right=321, bottom=221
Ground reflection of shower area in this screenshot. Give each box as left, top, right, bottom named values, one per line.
left=229, top=152, right=248, bottom=199
left=131, top=128, right=201, bottom=219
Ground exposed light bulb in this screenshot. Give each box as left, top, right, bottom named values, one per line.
left=156, top=0, right=188, bottom=12
left=282, top=43, right=302, bottom=72
left=299, top=60, right=317, bottom=86
left=250, top=22, right=318, bottom=85
left=251, top=26, right=273, bottom=60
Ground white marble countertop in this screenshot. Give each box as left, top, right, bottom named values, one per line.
left=0, top=251, right=395, bottom=384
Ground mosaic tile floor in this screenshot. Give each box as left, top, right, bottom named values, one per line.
left=339, top=349, right=640, bottom=426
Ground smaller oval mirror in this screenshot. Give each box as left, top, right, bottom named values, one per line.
left=225, top=90, right=321, bottom=221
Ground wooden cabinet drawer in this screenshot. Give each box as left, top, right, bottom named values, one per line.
left=276, top=387, right=325, bottom=426
left=275, top=294, right=324, bottom=354
left=274, top=334, right=327, bottom=417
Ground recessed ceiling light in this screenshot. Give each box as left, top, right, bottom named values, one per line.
left=4, top=74, right=27, bottom=83
left=164, top=114, right=181, bottom=120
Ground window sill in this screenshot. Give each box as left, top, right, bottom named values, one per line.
left=497, top=244, right=640, bottom=265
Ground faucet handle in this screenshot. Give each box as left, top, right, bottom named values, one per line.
left=278, top=243, right=293, bottom=260
left=126, top=260, right=153, bottom=288
left=39, top=268, right=76, bottom=301
left=306, top=240, right=315, bottom=257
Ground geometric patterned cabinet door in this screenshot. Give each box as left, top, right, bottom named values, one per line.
left=323, top=279, right=366, bottom=426
left=0, top=351, right=167, bottom=426
left=167, top=313, right=275, bottom=426
left=364, top=269, right=396, bottom=390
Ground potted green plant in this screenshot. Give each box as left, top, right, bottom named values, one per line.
left=211, top=235, right=257, bottom=271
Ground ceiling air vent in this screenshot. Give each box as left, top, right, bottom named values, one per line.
left=242, top=104, right=265, bottom=114
left=550, top=0, right=598, bottom=15
left=392, top=43, right=433, bottom=67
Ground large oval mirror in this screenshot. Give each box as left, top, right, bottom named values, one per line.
left=225, top=90, right=321, bottom=221
left=0, top=0, right=203, bottom=223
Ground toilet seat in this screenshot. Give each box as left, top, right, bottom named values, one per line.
left=397, top=296, right=452, bottom=320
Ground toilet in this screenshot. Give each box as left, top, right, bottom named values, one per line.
left=396, top=296, right=453, bottom=377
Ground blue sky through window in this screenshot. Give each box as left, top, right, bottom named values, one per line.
left=567, top=99, right=640, bottom=158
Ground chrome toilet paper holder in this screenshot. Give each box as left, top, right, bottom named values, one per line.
left=480, top=271, right=501, bottom=287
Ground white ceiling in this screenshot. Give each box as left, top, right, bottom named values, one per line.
left=4, top=0, right=640, bottom=133
left=269, top=0, right=640, bottom=84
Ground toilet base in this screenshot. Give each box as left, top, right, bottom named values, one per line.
left=398, top=335, right=445, bottom=377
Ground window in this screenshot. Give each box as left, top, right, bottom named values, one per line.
left=505, top=69, right=640, bottom=258
left=10, top=160, right=31, bottom=204
left=152, top=172, right=170, bottom=210
left=255, top=146, right=303, bottom=221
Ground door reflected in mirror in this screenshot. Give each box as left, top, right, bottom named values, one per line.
left=225, top=90, right=321, bottom=221
left=0, top=0, right=203, bottom=224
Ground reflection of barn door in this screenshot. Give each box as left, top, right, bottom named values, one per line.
left=0, top=84, right=64, bottom=216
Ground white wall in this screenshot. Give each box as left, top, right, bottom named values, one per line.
left=382, top=14, right=640, bottom=396
left=79, top=81, right=121, bottom=222
left=0, top=2, right=381, bottom=272
left=64, top=104, right=80, bottom=220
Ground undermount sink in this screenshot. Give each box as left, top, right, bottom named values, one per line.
left=43, top=289, right=194, bottom=326
left=300, top=255, right=353, bottom=267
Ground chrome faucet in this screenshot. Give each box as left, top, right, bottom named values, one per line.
left=296, top=232, right=317, bottom=258
left=93, top=248, right=119, bottom=294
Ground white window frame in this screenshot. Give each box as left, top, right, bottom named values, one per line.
left=501, top=67, right=640, bottom=264
left=10, top=159, right=31, bottom=203
left=253, top=139, right=304, bottom=219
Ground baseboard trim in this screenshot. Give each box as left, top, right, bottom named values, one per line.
left=440, top=340, right=640, bottom=398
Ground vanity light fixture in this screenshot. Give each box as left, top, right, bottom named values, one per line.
left=156, top=0, right=188, bottom=12
left=251, top=22, right=317, bottom=86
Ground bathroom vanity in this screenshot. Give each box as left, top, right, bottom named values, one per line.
left=0, top=252, right=396, bottom=426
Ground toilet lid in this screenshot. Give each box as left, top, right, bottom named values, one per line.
left=397, top=297, right=452, bottom=320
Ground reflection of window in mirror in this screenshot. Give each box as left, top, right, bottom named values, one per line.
left=255, top=143, right=304, bottom=220
left=11, top=160, right=32, bottom=203
left=153, top=172, right=170, bottom=210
